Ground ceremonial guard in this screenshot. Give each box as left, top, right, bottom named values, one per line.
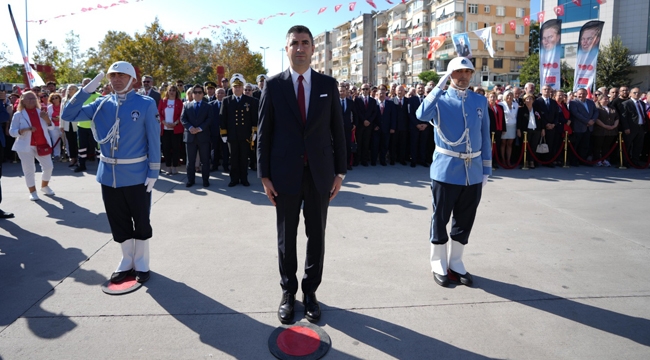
left=220, top=73, right=258, bottom=187
left=415, top=57, right=491, bottom=288
left=62, top=61, right=161, bottom=284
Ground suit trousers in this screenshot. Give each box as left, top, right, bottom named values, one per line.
left=625, top=126, right=646, bottom=162
left=357, top=124, right=372, bottom=164
left=371, top=130, right=389, bottom=164
left=344, top=127, right=353, bottom=166
left=101, top=184, right=152, bottom=243
left=64, top=129, right=78, bottom=158
left=410, top=127, right=430, bottom=164
left=228, top=140, right=249, bottom=183
left=275, top=166, right=329, bottom=295
left=186, top=139, right=210, bottom=183
left=570, top=131, right=591, bottom=164
left=0, top=145, right=3, bottom=204
left=394, top=130, right=409, bottom=163
left=429, top=180, right=482, bottom=245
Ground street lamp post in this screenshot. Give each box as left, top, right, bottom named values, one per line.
left=280, top=48, right=285, bottom=71
left=260, top=46, right=269, bottom=69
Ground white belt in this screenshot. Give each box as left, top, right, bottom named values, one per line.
left=100, top=155, right=147, bottom=165
left=435, top=148, right=481, bottom=160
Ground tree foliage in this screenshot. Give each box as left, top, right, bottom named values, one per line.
left=596, top=36, right=637, bottom=88
left=560, top=61, right=574, bottom=93
left=518, top=53, right=539, bottom=88
left=418, top=70, right=439, bottom=84
left=529, top=21, right=540, bottom=55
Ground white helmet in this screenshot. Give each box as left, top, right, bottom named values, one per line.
left=107, top=61, right=137, bottom=79
left=447, top=57, right=475, bottom=73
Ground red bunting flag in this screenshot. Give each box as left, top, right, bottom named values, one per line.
left=495, top=23, right=503, bottom=35
left=349, top=2, right=356, bottom=11
left=554, top=5, right=564, bottom=17
left=596, top=0, right=606, bottom=4
left=386, top=0, right=393, bottom=4
left=523, top=15, right=530, bottom=26
left=508, top=20, right=516, bottom=31
left=318, top=7, right=327, bottom=14
left=427, top=35, right=446, bottom=60
left=572, top=0, right=582, bottom=6
left=335, top=4, right=342, bottom=12
left=366, top=0, right=377, bottom=9
left=538, top=11, right=545, bottom=23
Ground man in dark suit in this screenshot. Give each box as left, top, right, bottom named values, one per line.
left=392, top=86, right=410, bottom=165
left=208, top=87, right=227, bottom=171
left=181, top=84, right=212, bottom=187
left=533, top=85, right=560, bottom=167
left=353, top=83, right=378, bottom=166
left=0, top=87, right=14, bottom=218
left=252, top=74, right=267, bottom=100
left=372, top=84, right=397, bottom=166
left=220, top=74, right=258, bottom=187
left=568, top=88, right=599, bottom=166
left=140, top=75, right=161, bottom=107
left=258, top=25, right=347, bottom=325
left=338, top=82, right=357, bottom=170
left=408, top=84, right=431, bottom=167
left=621, top=87, right=649, bottom=167
left=221, top=78, right=234, bottom=96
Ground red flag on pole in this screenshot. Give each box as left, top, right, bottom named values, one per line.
left=508, top=20, right=516, bottom=31
left=572, top=0, right=582, bottom=6
left=523, top=15, right=530, bottom=26
left=427, top=35, right=446, bottom=60
left=318, top=7, right=327, bottom=14
left=349, top=2, right=356, bottom=11
left=538, top=11, right=545, bottom=23
left=335, top=4, right=342, bottom=12
left=495, top=23, right=503, bottom=35
left=554, top=5, right=564, bottom=17
left=366, top=0, right=377, bottom=9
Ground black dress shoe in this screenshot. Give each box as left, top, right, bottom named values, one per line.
left=223, top=166, right=230, bottom=172
left=303, top=293, right=321, bottom=322
left=73, top=166, right=86, bottom=173
left=278, top=293, right=295, bottom=324
left=361, top=162, right=369, bottom=167
left=228, top=181, right=238, bottom=187
left=433, top=272, right=449, bottom=287
left=0, top=210, right=15, bottom=219
left=410, top=162, right=417, bottom=168
left=448, top=269, right=473, bottom=286
left=110, top=270, right=132, bottom=283
left=241, top=180, right=250, bottom=187
left=135, top=271, right=150, bottom=283
left=203, top=180, right=210, bottom=187
left=390, top=161, right=395, bottom=165
left=68, top=162, right=78, bottom=167
left=185, top=181, right=194, bottom=187
left=210, top=166, right=218, bottom=172
left=347, top=165, right=353, bottom=170
left=380, top=161, right=387, bottom=166
left=400, top=161, right=407, bottom=165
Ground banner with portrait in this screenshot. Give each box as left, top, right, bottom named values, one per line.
left=539, top=19, right=562, bottom=90
left=573, top=21, right=605, bottom=91
left=452, top=33, right=472, bottom=59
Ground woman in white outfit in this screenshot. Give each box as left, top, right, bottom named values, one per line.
left=499, top=91, right=519, bottom=167
left=9, top=91, right=56, bottom=201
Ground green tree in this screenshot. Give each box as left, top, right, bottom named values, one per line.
left=596, top=36, right=637, bottom=88
left=211, top=28, right=267, bottom=84
left=518, top=53, right=539, bottom=88
left=55, top=30, right=85, bottom=84
left=33, top=39, right=60, bottom=66
left=560, top=61, right=574, bottom=92
left=529, top=21, right=540, bottom=54
left=0, top=64, right=23, bottom=84
left=418, top=70, right=439, bottom=84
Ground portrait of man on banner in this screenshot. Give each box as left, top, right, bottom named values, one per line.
left=574, top=21, right=604, bottom=91
left=539, top=19, right=562, bottom=90
left=452, top=33, right=472, bottom=58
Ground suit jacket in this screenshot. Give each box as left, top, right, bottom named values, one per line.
left=516, top=106, right=542, bottom=132
left=252, top=90, right=261, bottom=100
left=354, top=95, right=378, bottom=129
left=569, top=99, right=599, bottom=133
left=487, top=102, right=505, bottom=133
left=375, top=99, right=397, bottom=133
left=392, top=97, right=409, bottom=131
left=257, top=69, right=347, bottom=195
left=208, top=99, right=223, bottom=140
left=141, top=88, right=161, bottom=107
left=9, top=110, right=56, bottom=152
left=408, top=96, right=426, bottom=128
left=339, top=97, right=357, bottom=131
left=533, top=97, right=559, bottom=130
left=621, top=99, right=649, bottom=132
left=220, top=94, right=258, bottom=142
left=180, top=99, right=211, bottom=143
left=158, top=97, right=184, bottom=135
left=0, top=100, right=10, bottom=147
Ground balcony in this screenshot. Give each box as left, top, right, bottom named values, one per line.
left=392, top=40, right=407, bottom=52
left=377, top=21, right=389, bottom=30
left=337, top=30, right=349, bottom=40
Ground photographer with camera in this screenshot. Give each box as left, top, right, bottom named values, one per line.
left=0, top=84, right=15, bottom=218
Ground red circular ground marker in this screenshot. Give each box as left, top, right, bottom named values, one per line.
left=268, top=322, right=331, bottom=359
left=276, top=326, right=320, bottom=356
left=101, top=274, right=143, bottom=295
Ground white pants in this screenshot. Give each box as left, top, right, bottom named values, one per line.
left=17, top=147, right=54, bottom=188
left=51, top=130, right=62, bottom=157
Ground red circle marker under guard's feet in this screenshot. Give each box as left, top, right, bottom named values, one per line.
left=268, top=322, right=331, bottom=359
left=101, top=274, right=142, bottom=295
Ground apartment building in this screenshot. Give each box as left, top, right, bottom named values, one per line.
left=312, top=31, right=332, bottom=76
left=331, top=22, right=351, bottom=83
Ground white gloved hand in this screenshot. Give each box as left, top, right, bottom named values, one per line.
left=252, top=133, right=257, bottom=141
left=482, top=174, right=488, bottom=188
left=83, top=71, right=105, bottom=94
left=221, top=136, right=228, bottom=143
left=144, top=178, right=157, bottom=193
left=436, top=72, right=452, bottom=89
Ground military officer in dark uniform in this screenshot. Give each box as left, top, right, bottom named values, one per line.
left=220, top=74, right=258, bottom=187
left=252, top=74, right=267, bottom=100
left=205, top=81, right=218, bottom=102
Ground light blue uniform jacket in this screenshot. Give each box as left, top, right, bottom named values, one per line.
left=416, top=87, right=491, bottom=186
left=61, top=90, right=161, bottom=188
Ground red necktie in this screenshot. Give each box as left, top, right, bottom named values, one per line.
left=380, top=102, right=384, bottom=115
left=297, top=75, right=306, bottom=124
left=364, top=96, right=368, bottom=108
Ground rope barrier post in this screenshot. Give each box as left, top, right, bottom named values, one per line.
left=562, top=131, right=570, bottom=168
left=618, top=131, right=626, bottom=169
left=522, top=131, right=529, bottom=170
left=491, top=132, right=496, bottom=171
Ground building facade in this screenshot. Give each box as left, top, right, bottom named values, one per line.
left=312, top=31, right=332, bottom=76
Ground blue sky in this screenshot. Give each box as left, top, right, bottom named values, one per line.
left=3, top=0, right=539, bottom=79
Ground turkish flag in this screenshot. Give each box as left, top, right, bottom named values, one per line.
left=523, top=15, right=530, bottom=26
left=538, top=11, right=545, bottom=23
left=496, top=23, right=503, bottom=35
left=386, top=0, right=393, bottom=4
left=335, top=4, right=342, bottom=12
left=509, top=20, right=516, bottom=31
left=349, top=2, right=356, bottom=11
left=554, top=5, right=564, bottom=17
left=572, top=0, right=582, bottom=6
left=427, top=35, right=446, bottom=60
left=597, top=0, right=606, bottom=4
left=318, top=7, right=327, bottom=14
left=366, top=0, right=377, bottom=9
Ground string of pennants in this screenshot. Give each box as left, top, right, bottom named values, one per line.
left=27, top=0, right=145, bottom=24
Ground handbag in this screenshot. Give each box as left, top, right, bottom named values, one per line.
left=536, top=136, right=549, bottom=154
left=36, top=143, right=53, bottom=156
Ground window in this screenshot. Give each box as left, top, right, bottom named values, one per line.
left=469, top=22, right=478, bottom=31
left=510, top=59, right=523, bottom=72
left=493, top=59, right=503, bottom=69
left=516, top=8, right=525, bottom=18
left=482, top=58, right=488, bottom=66
left=470, top=39, right=478, bottom=50
left=515, top=42, right=525, bottom=52
left=496, top=40, right=505, bottom=51
left=516, top=25, right=525, bottom=35
left=557, top=1, right=600, bottom=23
left=468, top=4, right=478, bottom=15
left=484, top=5, right=490, bottom=14
left=496, top=6, right=505, bottom=17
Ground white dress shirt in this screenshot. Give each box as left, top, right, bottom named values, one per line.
left=289, top=67, right=312, bottom=117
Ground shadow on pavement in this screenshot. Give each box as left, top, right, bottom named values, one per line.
left=34, top=196, right=110, bottom=234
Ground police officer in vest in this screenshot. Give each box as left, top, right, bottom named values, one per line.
left=61, top=61, right=161, bottom=284
left=415, top=57, right=491, bottom=287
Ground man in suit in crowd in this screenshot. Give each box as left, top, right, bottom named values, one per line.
left=391, top=85, right=410, bottom=165
left=220, top=74, right=258, bottom=187
left=181, top=84, right=212, bottom=187
left=533, top=85, right=560, bottom=167
left=0, top=87, right=14, bottom=218
left=338, top=82, right=357, bottom=170
left=252, top=74, right=267, bottom=100
left=568, top=88, right=599, bottom=166
left=205, top=81, right=218, bottom=102
left=258, top=25, right=347, bottom=325
left=408, top=84, right=431, bottom=167
left=621, top=87, right=649, bottom=167
left=140, top=75, right=161, bottom=106
left=372, top=84, right=397, bottom=166
left=208, top=87, right=227, bottom=172
left=221, top=78, right=234, bottom=96
left=353, top=83, right=378, bottom=166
